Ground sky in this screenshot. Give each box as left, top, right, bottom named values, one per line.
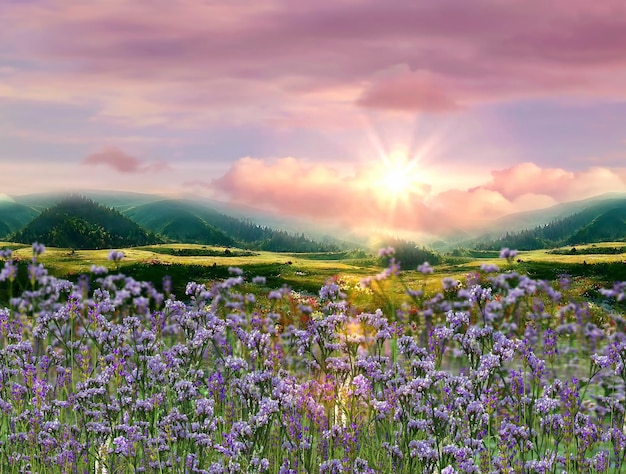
left=1, top=0, right=626, bottom=238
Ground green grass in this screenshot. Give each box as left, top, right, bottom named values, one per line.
left=138, top=245, right=258, bottom=257
left=284, top=252, right=351, bottom=260
left=1, top=243, right=378, bottom=297
left=3, top=241, right=626, bottom=307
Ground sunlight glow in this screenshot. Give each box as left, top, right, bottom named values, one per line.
left=359, top=114, right=442, bottom=212
left=372, top=147, right=428, bottom=209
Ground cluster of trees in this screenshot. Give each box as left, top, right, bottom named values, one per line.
left=548, top=245, right=626, bottom=255
left=476, top=228, right=552, bottom=251
left=147, top=247, right=258, bottom=257
left=254, top=230, right=340, bottom=252
left=377, top=237, right=440, bottom=268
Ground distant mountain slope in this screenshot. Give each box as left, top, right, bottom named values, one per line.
left=124, top=200, right=236, bottom=246
left=11, top=195, right=161, bottom=249
left=487, top=193, right=626, bottom=235
left=475, top=199, right=626, bottom=250
left=568, top=207, right=626, bottom=244
left=432, top=194, right=626, bottom=251
left=0, top=201, right=38, bottom=238
left=124, top=200, right=341, bottom=252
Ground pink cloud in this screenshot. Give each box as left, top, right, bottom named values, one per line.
left=82, top=148, right=171, bottom=174
left=212, top=157, right=626, bottom=236
left=615, top=167, right=626, bottom=183
left=481, top=162, right=626, bottom=202
left=213, top=157, right=369, bottom=217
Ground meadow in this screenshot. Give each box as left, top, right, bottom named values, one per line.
left=3, top=241, right=625, bottom=305
left=1, top=242, right=626, bottom=473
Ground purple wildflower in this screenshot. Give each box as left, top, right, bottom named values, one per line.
left=480, top=263, right=500, bottom=273
left=499, top=248, right=518, bottom=261
left=31, top=242, right=46, bottom=256
left=417, top=262, right=433, bottom=274
left=377, top=246, right=395, bottom=258
left=108, top=250, right=125, bottom=262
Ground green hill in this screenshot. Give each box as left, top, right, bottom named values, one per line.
left=568, top=207, right=626, bottom=244
left=487, top=193, right=626, bottom=235
left=0, top=201, right=38, bottom=238
left=475, top=199, right=626, bottom=250
left=124, top=200, right=341, bottom=252
left=124, top=200, right=235, bottom=246
left=11, top=195, right=161, bottom=249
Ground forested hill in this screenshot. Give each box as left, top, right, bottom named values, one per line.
left=123, top=200, right=342, bottom=252
left=476, top=200, right=626, bottom=250
left=568, top=207, right=626, bottom=244
left=11, top=195, right=161, bottom=249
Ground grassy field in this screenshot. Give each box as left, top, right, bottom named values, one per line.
left=1, top=242, right=378, bottom=296
left=2, top=240, right=625, bottom=309
left=3, top=240, right=625, bottom=281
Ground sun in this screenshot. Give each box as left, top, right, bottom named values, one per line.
left=380, top=156, right=416, bottom=196
left=373, top=148, right=426, bottom=208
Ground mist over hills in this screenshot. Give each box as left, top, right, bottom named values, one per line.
left=0, top=201, right=39, bottom=238
left=11, top=190, right=355, bottom=246
left=11, top=190, right=167, bottom=212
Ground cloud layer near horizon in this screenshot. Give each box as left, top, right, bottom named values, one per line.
left=212, top=158, right=626, bottom=235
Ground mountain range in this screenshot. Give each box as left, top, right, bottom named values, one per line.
left=2, top=192, right=345, bottom=252
left=2, top=190, right=626, bottom=252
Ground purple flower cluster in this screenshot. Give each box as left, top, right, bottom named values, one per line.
left=108, top=250, right=125, bottom=262
left=1, top=245, right=626, bottom=473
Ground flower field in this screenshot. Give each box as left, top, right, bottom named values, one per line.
left=1, top=244, right=626, bottom=473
